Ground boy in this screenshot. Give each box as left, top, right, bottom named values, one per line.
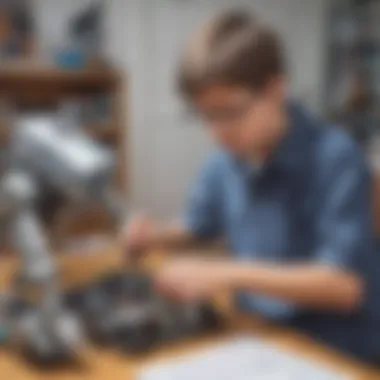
left=123, top=10, right=380, bottom=362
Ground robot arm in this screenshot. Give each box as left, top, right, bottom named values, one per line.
left=12, top=113, right=128, bottom=225
left=1, top=171, right=55, bottom=280
left=0, top=171, right=83, bottom=360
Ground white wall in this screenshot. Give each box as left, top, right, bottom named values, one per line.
left=35, top=0, right=329, bottom=219
left=284, top=0, right=329, bottom=111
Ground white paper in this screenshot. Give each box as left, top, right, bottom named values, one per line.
left=139, top=336, right=352, bottom=380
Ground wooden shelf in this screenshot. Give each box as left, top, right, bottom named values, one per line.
left=0, top=122, right=120, bottom=146
left=0, top=61, right=120, bottom=91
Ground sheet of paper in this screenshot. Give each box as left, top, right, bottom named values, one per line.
left=139, top=336, right=352, bottom=380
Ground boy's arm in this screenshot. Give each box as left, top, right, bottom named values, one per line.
left=158, top=136, right=373, bottom=313
left=224, top=263, right=363, bottom=312
left=157, top=259, right=363, bottom=312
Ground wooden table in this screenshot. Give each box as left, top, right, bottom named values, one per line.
left=0, top=248, right=380, bottom=380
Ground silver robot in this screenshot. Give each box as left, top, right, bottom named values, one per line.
left=0, top=106, right=126, bottom=362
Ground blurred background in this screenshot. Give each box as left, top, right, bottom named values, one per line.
left=0, top=0, right=378, bottom=251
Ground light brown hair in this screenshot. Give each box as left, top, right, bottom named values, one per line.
left=178, top=9, right=285, bottom=100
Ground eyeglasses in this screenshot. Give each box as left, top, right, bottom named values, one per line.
left=184, top=98, right=255, bottom=126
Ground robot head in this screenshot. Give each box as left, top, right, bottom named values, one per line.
left=12, top=115, right=116, bottom=203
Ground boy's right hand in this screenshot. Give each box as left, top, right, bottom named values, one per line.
left=121, top=214, right=155, bottom=263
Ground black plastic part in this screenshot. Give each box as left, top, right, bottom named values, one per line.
left=21, top=345, right=74, bottom=367
left=64, top=287, right=88, bottom=311
left=198, top=303, right=223, bottom=331
left=60, top=273, right=224, bottom=355
left=121, top=273, right=153, bottom=301
left=96, top=272, right=153, bottom=301
left=98, top=273, right=125, bottom=297
left=7, top=298, right=33, bottom=318
left=110, top=318, right=161, bottom=354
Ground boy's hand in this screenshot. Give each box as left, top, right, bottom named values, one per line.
left=155, top=258, right=236, bottom=301
left=120, top=214, right=155, bottom=263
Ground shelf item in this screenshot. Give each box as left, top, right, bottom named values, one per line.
left=326, top=0, right=380, bottom=146
left=0, top=0, right=34, bottom=60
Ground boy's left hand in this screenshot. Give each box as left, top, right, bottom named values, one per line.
left=155, top=258, right=236, bottom=301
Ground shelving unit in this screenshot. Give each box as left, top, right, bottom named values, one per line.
left=325, top=0, right=380, bottom=146
left=0, top=60, right=127, bottom=248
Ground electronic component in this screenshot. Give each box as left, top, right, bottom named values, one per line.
left=64, top=272, right=223, bottom=354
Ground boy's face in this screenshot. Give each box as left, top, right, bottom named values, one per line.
left=192, top=78, right=287, bottom=159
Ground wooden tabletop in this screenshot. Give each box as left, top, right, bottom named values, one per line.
left=0, top=248, right=380, bottom=380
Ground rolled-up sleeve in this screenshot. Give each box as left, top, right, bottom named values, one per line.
left=184, top=155, right=223, bottom=239
left=315, top=137, right=375, bottom=277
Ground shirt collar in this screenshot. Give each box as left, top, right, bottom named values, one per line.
left=231, top=101, right=311, bottom=180
left=270, top=101, right=308, bottom=170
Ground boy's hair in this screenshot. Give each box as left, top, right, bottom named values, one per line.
left=178, top=10, right=285, bottom=100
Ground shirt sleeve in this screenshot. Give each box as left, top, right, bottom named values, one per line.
left=314, top=134, right=375, bottom=276
left=184, top=155, right=223, bottom=239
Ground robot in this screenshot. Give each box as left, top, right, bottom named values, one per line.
left=0, top=105, right=222, bottom=363
left=0, top=105, right=126, bottom=363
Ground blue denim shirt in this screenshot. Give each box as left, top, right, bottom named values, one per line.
left=185, top=103, right=380, bottom=361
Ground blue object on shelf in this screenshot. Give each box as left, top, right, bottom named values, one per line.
left=0, top=325, right=9, bottom=344
left=55, top=48, right=87, bottom=70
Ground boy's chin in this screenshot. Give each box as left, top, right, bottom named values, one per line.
left=231, top=146, right=271, bottom=163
